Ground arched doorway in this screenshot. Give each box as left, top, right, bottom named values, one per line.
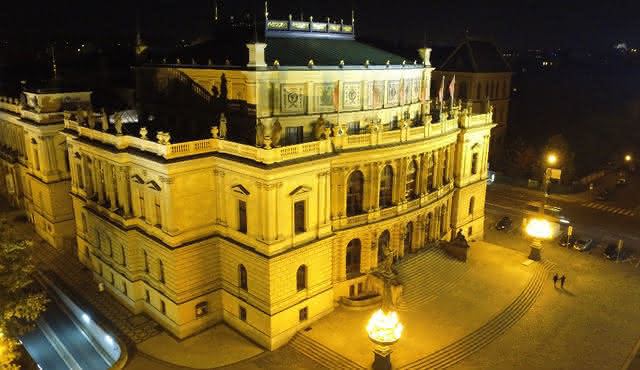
left=346, top=171, right=364, bottom=216
left=404, top=222, right=413, bottom=256
left=346, top=239, right=361, bottom=278
left=378, top=230, right=390, bottom=264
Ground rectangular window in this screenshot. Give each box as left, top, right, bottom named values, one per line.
left=285, top=126, right=304, bottom=145
left=155, top=199, right=162, bottom=227
left=77, top=164, right=84, bottom=188
left=239, top=306, right=247, bottom=321
left=34, top=149, right=40, bottom=171
left=294, top=200, right=305, bottom=234
left=196, top=302, right=208, bottom=318
left=160, top=300, right=166, bottom=314
left=299, top=307, right=308, bottom=322
left=110, top=272, right=114, bottom=284
left=145, top=289, right=150, bottom=303
left=238, top=200, right=247, bottom=234
left=139, top=193, right=145, bottom=218
left=468, top=226, right=473, bottom=237
left=471, top=153, right=479, bottom=175
left=123, top=282, right=128, bottom=296
left=64, top=151, right=70, bottom=172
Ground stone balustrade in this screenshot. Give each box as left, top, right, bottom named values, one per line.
left=63, top=112, right=491, bottom=165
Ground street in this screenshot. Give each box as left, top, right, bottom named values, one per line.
left=20, top=288, right=110, bottom=370
left=486, top=172, right=640, bottom=261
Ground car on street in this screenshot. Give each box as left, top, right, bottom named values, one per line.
left=558, top=233, right=576, bottom=247
left=495, top=216, right=512, bottom=231
left=603, top=244, right=631, bottom=261
left=616, top=178, right=627, bottom=186
left=573, top=239, right=594, bottom=251
left=595, top=190, right=609, bottom=201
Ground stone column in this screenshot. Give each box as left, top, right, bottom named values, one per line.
left=255, top=182, right=264, bottom=239
left=449, top=144, right=455, bottom=181
left=371, top=162, right=380, bottom=209
left=324, top=171, right=331, bottom=224
left=265, top=183, right=277, bottom=241
left=105, top=164, right=116, bottom=210
left=275, top=182, right=282, bottom=239
left=95, top=160, right=104, bottom=204
left=217, top=170, right=227, bottom=226
left=117, top=168, right=131, bottom=216
left=161, top=177, right=176, bottom=234
left=317, top=174, right=324, bottom=232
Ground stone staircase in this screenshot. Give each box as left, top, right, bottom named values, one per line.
left=289, top=332, right=365, bottom=369
left=399, top=260, right=554, bottom=369
left=395, top=248, right=471, bottom=311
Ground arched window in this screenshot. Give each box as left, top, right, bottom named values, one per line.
left=158, top=259, right=165, bottom=283
left=346, top=239, right=361, bottom=277
left=238, top=264, right=248, bottom=291
left=296, top=265, right=307, bottom=291
left=469, top=196, right=475, bottom=215
left=81, top=213, right=87, bottom=233
left=405, top=160, right=418, bottom=200
left=378, top=230, right=390, bottom=264
left=427, top=155, right=435, bottom=192
left=379, top=165, right=393, bottom=208
left=346, top=171, right=364, bottom=216
left=425, top=213, right=433, bottom=243
left=404, top=222, right=413, bottom=255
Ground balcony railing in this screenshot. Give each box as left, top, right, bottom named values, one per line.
left=63, top=110, right=492, bottom=165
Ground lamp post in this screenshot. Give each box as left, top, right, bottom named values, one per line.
left=625, top=154, right=632, bottom=162
left=367, top=309, right=403, bottom=370
left=543, top=153, right=557, bottom=198
left=525, top=218, right=552, bottom=261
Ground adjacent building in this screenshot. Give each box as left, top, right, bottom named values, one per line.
left=0, top=89, right=91, bottom=247
left=432, top=38, right=512, bottom=163
left=3, top=15, right=495, bottom=351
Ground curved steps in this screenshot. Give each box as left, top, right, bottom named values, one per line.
left=396, top=248, right=471, bottom=311
left=289, top=332, right=366, bottom=369
left=399, top=260, right=555, bottom=369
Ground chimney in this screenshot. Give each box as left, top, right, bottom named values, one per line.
left=418, top=48, right=432, bottom=66
left=246, top=43, right=267, bottom=68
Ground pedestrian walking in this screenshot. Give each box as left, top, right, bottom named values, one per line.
left=560, top=275, right=566, bottom=288
left=553, top=273, right=558, bottom=287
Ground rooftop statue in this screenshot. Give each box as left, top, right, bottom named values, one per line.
left=271, top=119, right=282, bottom=147
left=256, top=119, right=265, bottom=147
left=114, top=116, right=123, bottom=135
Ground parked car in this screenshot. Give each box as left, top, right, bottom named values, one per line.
left=595, top=190, right=609, bottom=201
left=616, top=178, right=627, bottom=186
left=603, top=244, right=631, bottom=261
left=558, top=233, right=576, bottom=247
left=573, top=239, right=594, bottom=251
left=495, top=216, right=512, bottom=231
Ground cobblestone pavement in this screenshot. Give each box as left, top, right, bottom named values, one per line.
left=0, top=200, right=161, bottom=347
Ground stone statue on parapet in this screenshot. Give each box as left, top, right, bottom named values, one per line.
left=271, top=119, right=282, bottom=147
left=256, top=119, right=265, bottom=147
left=314, top=114, right=327, bottom=140
left=484, top=96, right=491, bottom=113
left=219, top=113, right=227, bottom=139
left=114, top=115, right=123, bottom=135
left=378, top=240, right=395, bottom=279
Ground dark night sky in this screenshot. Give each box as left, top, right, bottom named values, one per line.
left=1, top=0, right=639, bottom=50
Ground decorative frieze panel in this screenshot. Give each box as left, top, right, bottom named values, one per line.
left=386, top=80, right=400, bottom=107
left=366, top=81, right=384, bottom=109
left=281, top=84, right=306, bottom=113
left=314, top=83, right=336, bottom=113
left=342, top=82, right=361, bottom=111
left=412, top=79, right=421, bottom=103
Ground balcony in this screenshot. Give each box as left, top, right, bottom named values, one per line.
left=63, top=110, right=491, bottom=165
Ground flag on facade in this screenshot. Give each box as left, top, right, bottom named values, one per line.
left=333, top=83, right=339, bottom=111
left=448, top=74, right=456, bottom=101
left=438, top=76, right=444, bottom=103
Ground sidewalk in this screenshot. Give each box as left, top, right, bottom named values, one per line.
left=489, top=182, right=593, bottom=203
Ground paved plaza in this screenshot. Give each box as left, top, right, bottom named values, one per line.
left=3, top=196, right=640, bottom=369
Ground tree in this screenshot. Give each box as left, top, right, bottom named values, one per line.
left=505, top=137, right=538, bottom=179
left=0, top=223, right=49, bottom=368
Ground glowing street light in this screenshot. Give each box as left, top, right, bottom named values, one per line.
left=525, top=218, right=553, bottom=261
left=625, top=154, right=632, bottom=162
left=547, top=153, right=557, bottom=165
left=367, top=309, right=403, bottom=370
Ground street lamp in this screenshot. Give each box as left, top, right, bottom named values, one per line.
left=543, top=153, right=559, bottom=199
left=625, top=154, right=632, bottom=162
left=367, top=309, right=403, bottom=370
left=547, top=153, right=557, bottom=165
left=525, top=218, right=553, bottom=261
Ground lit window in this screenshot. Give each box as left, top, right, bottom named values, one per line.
left=238, top=200, right=247, bottom=234
left=294, top=201, right=305, bottom=234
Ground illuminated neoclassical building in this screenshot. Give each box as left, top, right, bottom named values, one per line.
left=46, top=14, right=492, bottom=350
left=0, top=90, right=91, bottom=247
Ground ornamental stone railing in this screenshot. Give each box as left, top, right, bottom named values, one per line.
left=64, top=111, right=491, bottom=165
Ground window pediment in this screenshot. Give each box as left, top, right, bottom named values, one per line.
left=232, top=184, right=250, bottom=196
left=289, top=185, right=311, bottom=197
left=471, top=142, right=481, bottom=150
left=131, top=174, right=144, bottom=184
left=147, top=180, right=161, bottom=191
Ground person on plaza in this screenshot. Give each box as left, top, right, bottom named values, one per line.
left=553, top=273, right=558, bottom=287
left=560, top=275, right=566, bottom=288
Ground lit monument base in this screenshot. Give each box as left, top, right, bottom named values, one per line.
left=372, top=343, right=394, bottom=370
left=528, top=239, right=542, bottom=261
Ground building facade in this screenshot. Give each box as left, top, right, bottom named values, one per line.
left=0, top=17, right=494, bottom=351
left=0, top=90, right=91, bottom=247
left=432, top=39, right=512, bottom=164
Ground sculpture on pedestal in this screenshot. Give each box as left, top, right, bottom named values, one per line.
left=314, top=114, right=327, bottom=140
left=256, top=119, right=265, bottom=147
left=271, top=119, right=282, bottom=147
left=139, top=127, right=148, bottom=140
left=114, top=116, right=123, bottom=135
left=219, top=113, right=227, bottom=139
